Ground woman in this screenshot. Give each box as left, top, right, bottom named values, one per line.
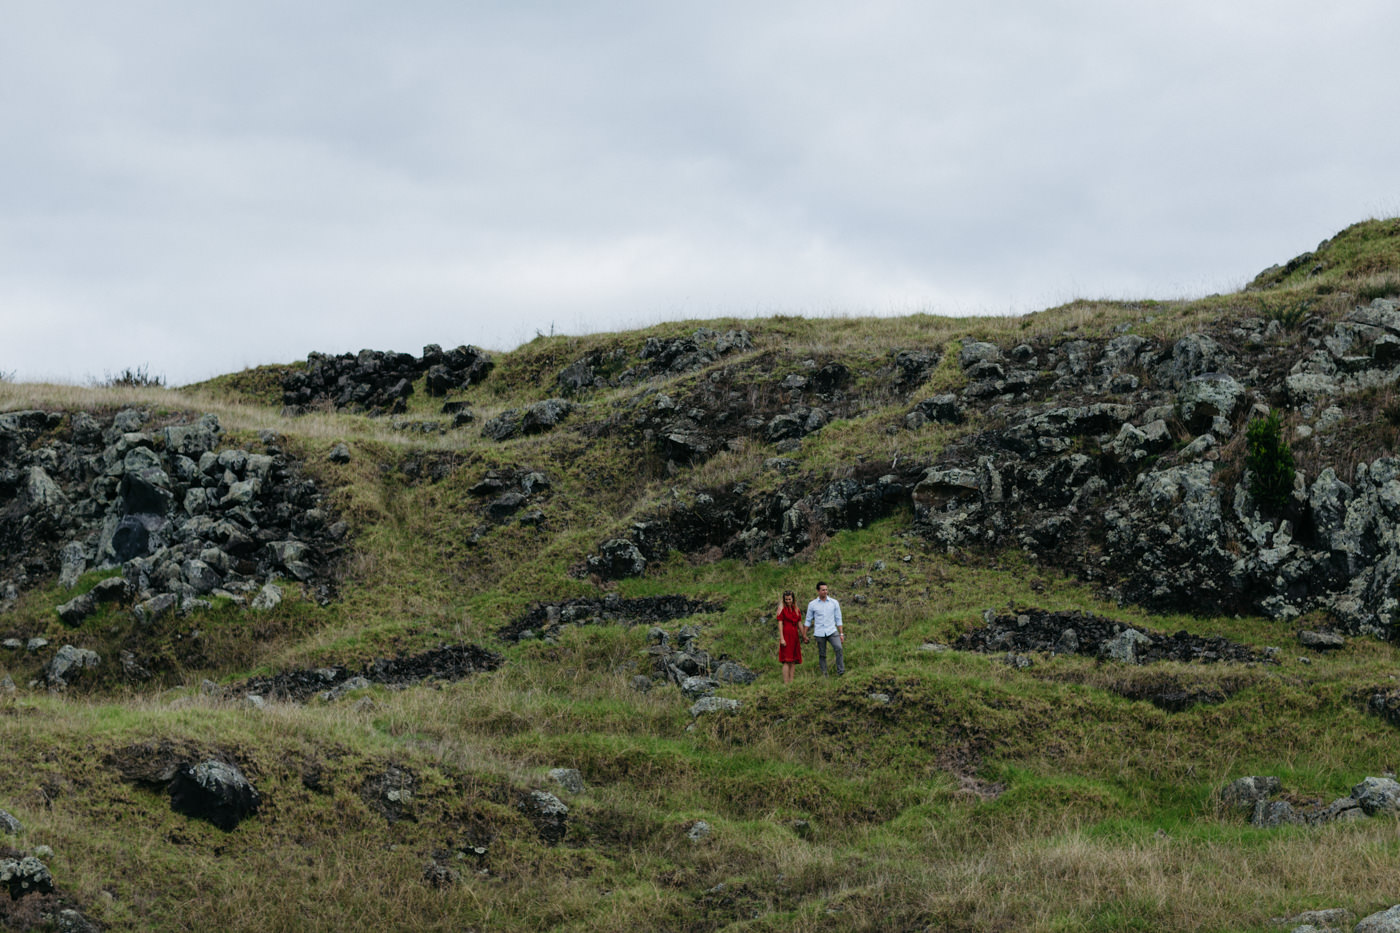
left=776, top=590, right=805, bottom=684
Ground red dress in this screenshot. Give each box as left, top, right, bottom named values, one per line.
left=778, top=605, right=803, bottom=664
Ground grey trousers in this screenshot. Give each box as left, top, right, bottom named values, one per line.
left=813, top=632, right=844, bottom=675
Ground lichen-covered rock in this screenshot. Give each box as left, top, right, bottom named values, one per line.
left=1357, top=905, right=1400, bottom=933
left=1352, top=776, right=1400, bottom=815
left=690, top=696, right=741, bottom=716
left=518, top=790, right=568, bottom=846
left=0, top=856, right=53, bottom=899
left=548, top=768, right=585, bottom=795
left=45, top=645, right=100, bottom=687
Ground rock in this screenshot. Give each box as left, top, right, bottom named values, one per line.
left=327, top=443, right=351, bottom=464
left=319, top=676, right=371, bottom=702
left=251, top=583, right=283, bottom=611
left=1178, top=374, right=1245, bottom=432
left=586, top=539, right=647, bottom=579
left=1100, top=628, right=1153, bottom=664
left=713, top=660, right=757, bottom=685
left=681, top=676, right=719, bottom=699
left=0, top=856, right=53, bottom=899
left=1297, top=630, right=1345, bottom=650
left=689, top=696, right=741, bottom=717
left=1352, top=776, right=1400, bottom=815
left=58, top=542, right=87, bottom=590
left=162, top=414, right=222, bottom=458
left=548, top=768, right=585, bottom=795
left=686, top=819, right=713, bottom=842
left=132, top=593, right=178, bottom=626
left=518, top=790, right=568, bottom=846
left=1220, top=775, right=1281, bottom=814
left=46, top=645, right=101, bottom=687
left=1357, top=905, right=1400, bottom=933
left=1250, top=798, right=1300, bottom=827
left=1273, top=908, right=1354, bottom=931
left=0, top=809, right=22, bottom=834
left=630, top=675, right=652, bottom=693
left=56, top=592, right=96, bottom=626
left=168, top=760, right=262, bottom=830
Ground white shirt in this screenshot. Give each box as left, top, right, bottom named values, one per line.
left=804, top=595, right=842, bottom=637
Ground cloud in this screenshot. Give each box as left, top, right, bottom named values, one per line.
left=2, top=1, right=1398, bottom=384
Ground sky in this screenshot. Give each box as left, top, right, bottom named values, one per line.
left=3, top=2, right=1398, bottom=387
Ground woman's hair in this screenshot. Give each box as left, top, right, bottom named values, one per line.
left=782, top=590, right=795, bottom=601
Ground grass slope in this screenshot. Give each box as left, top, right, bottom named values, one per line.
left=3, top=219, right=1400, bottom=931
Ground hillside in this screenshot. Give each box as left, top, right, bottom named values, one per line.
left=4, top=219, right=1400, bottom=931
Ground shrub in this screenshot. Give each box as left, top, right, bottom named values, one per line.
left=1245, top=411, right=1295, bottom=513
left=101, top=365, right=166, bottom=388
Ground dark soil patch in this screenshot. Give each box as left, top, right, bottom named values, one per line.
left=499, top=595, right=724, bottom=642
left=1096, top=671, right=1237, bottom=712
left=236, top=643, right=504, bottom=702
left=956, top=608, right=1269, bottom=665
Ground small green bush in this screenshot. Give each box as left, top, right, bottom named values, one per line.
left=1246, top=411, right=1295, bottom=512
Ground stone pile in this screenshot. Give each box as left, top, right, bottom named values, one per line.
left=280, top=344, right=493, bottom=413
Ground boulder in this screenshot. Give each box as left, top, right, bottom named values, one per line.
left=1352, top=776, right=1400, bottom=815
left=46, top=645, right=100, bottom=687
left=0, top=856, right=53, bottom=899
left=168, top=760, right=261, bottom=830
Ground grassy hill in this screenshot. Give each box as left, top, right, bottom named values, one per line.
left=4, top=219, right=1400, bottom=932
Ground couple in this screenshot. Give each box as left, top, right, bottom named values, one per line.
left=776, top=581, right=846, bottom=683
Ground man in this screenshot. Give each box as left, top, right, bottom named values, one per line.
left=803, top=581, right=845, bottom=676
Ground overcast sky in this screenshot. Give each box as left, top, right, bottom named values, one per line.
left=3, top=2, right=1397, bottom=386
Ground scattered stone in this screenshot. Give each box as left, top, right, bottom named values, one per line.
left=686, top=820, right=712, bottom=842
left=0, top=810, right=22, bottom=834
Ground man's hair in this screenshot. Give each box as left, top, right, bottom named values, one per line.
left=815, top=581, right=827, bottom=590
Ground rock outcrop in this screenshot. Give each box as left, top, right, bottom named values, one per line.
left=0, top=409, right=346, bottom=646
